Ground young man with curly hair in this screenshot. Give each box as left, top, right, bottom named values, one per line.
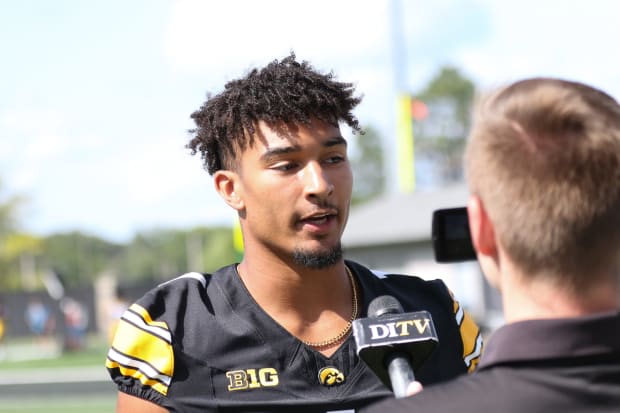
left=362, top=78, right=620, bottom=412
left=106, top=54, right=481, bottom=413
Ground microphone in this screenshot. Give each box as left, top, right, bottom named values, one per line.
left=352, top=295, right=438, bottom=398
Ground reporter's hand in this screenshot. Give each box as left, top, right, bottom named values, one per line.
left=406, top=381, right=423, bottom=396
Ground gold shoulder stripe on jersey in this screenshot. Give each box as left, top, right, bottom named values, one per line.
left=464, top=332, right=483, bottom=371
left=125, top=303, right=172, bottom=342
left=106, top=349, right=171, bottom=395
left=452, top=297, right=483, bottom=373
left=106, top=304, right=174, bottom=395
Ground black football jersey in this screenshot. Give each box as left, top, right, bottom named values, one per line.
left=106, top=260, right=482, bottom=412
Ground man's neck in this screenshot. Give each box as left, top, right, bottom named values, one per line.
left=501, top=269, right=620, bottom=323
left=236, top=256, right=349, bottom=306
left=236, top=255, right=355, bottom=356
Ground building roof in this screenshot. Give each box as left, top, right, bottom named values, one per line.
left=342, top=183, right=470, bottom=248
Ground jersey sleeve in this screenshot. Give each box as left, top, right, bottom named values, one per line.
left=105, top=300, right=175, bottom=403
left=449, top=290, right=483, bottom=373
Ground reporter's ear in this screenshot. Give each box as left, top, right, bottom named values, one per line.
left=467, top=195, right=496, bottom=256
left=468, top=195, right=501, bottom=289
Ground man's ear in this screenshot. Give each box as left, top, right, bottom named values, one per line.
left=467, top=195, right=497, bottom=257
left=214, top=170, right=244, bottom=211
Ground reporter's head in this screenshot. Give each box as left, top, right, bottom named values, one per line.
left=465, top=78, right=620, bottom=296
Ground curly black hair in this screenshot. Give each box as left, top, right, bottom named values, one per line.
left=187, top=53, right=363, bottom=175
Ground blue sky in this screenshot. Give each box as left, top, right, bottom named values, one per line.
left=2, top=0, right=620, bottom=242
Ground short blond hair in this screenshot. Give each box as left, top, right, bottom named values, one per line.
left=465, top=78, right=620, bottom=287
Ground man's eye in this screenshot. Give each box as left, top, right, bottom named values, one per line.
left=325, top=155, right=345, bottom=164
left=273, top=162, right=298, bottom=171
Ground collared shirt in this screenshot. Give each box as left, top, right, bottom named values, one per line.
left=480, top=310, right=620, bottom=369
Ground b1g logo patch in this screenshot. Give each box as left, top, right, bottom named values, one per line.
left=318, top=366, right=345, bottom=386
left=226, top=368, right=280, bottom=391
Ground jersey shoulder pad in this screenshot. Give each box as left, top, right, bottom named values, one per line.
left=106, top=271, right=212, bottom=399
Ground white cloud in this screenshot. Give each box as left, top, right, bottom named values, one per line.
left=0, top=108, right=66, bottom=134
left=0, top=109, right=70, bottom=191
left=163, top=0, right=391, bottom=76
left=25, top=133, right=70, bottom=163
left=459, top=0, right=620, bottom=97
left=36, top=132, right=233, bottom=241
left=121, top=140, right=203, bottom=204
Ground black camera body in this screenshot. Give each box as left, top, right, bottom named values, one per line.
left=431, top=207, right=477, bottom=263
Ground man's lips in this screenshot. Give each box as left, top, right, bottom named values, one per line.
left=298, top=209, right=338, bottom=223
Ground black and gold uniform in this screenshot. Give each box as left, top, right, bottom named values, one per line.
left=106, top=260, right=482, bottom=412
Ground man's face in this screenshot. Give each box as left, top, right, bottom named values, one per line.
left=234, top=118, right=353, bottom=268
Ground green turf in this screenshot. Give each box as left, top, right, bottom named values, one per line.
left=0, top=337, right=116, bottom=412
left=0, top=396, right=115, bottom=413
left=0, top=336, right=108, bottom=369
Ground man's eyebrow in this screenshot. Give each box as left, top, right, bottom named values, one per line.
left=260, top=145, right=300, bottom=163
left=325, top=136, right=348, bottom=148
left=260, top=136, right=347, bottom=162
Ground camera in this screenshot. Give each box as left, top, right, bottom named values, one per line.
left=431, top=207, right=477, bottom=263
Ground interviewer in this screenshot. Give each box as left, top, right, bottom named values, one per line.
left=362, top=77, right=620, bottom=412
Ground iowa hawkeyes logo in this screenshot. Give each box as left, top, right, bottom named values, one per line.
left=318, top=366, right=345, bottom=386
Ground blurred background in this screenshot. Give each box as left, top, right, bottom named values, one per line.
left=1, top=0, right=619, bottom=411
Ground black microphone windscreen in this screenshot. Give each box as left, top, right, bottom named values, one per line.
left=353, top=295, right=438, bottom=389
left=368, top=295, right=404, bottom=317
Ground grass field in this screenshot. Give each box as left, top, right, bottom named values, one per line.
left=0, top=340, right=107, bottom=369
left=0, top=336, right=117, bottom=413
left=0, top=396, right=115, bottom=413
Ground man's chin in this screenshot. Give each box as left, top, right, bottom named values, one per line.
left=292, top=244, right=342, bottom=269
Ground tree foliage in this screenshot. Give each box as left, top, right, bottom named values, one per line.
left=42, top=232, right=123, bottom=287
left=0, top=181, right=35, bottom=290
left=350, top=125, right=386, bottom=206
left=1, top=224, right=237, bottom=291
left=117, top=226, right=235, bottom=283
left=414, top=66, right=476, bottom=184
left=0, top=180, right=23, bottom=237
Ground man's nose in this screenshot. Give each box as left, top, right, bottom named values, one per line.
left=302, top=161, right=334, bottom=198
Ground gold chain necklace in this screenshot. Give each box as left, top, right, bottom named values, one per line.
left=303, top=266, right=358, bottom=349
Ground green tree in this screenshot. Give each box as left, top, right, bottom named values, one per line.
left=119, top=229, right=188, bottom=282
left=0, top=179, right=25, bottom=240
left=350, top=125, right=386, bottom=206
left=200, top=226, right=236, bottom=272
left=0, top=178, right=240, bottom=289
left=0, top=181, right=32, bottom=290
left=2, top=233, right=43, bottom=290
left=414, top=66, right=476, bottom=183
left=118, top=226, right=236, bottom=282
left=41, top=231, right=123, bottom=288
